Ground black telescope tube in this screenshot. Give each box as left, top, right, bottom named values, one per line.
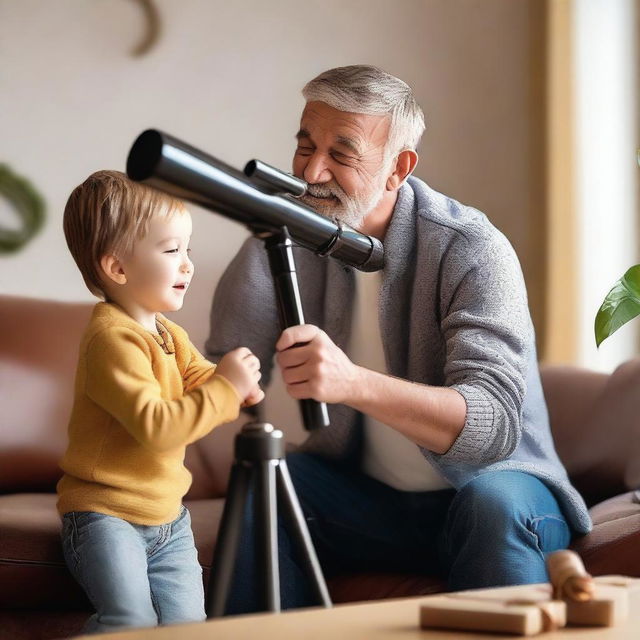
left=126, top=130, right=384, bottom=272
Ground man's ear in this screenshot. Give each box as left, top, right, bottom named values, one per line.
left=100, top=254, right=127, bottom=286
left=386, top=149, right=419, bottom=191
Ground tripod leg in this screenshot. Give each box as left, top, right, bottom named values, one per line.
left=277, top=459, right=333, bottom=608
left=206, top=462, right=252, bottom=617
left=256, top=460, right=280, bottom=612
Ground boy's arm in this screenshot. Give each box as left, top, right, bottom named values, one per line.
left=85, top=327, right=241, bottom=452
left=182, top=340, right=216, bottom=394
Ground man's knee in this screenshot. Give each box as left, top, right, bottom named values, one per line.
left=449, top=472, right=540, bottom=533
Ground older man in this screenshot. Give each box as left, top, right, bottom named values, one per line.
left=206, top=65, right=590, bottom=613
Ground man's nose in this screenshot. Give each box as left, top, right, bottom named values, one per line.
left=303, top=153, right=332, bottom=184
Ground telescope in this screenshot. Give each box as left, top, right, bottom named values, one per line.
left=127, top=130, right=385, bottom=432
left=126, top=129, right=384, bottom=271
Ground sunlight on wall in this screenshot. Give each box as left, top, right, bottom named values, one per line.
left=575, top=0, right=638, bottom=371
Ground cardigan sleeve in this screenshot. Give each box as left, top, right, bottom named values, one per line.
left=435, top=227, right=531, bottom=465
left=84, top=326, right=241, bottom=453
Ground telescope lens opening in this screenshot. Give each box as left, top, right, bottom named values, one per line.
left=126, top=129, right=163, bottom=181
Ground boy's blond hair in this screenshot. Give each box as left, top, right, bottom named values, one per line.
left=63, top=170, right=184, bottom=299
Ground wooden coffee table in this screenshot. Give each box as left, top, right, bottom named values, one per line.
left=70, top=582, right=640, bottom=639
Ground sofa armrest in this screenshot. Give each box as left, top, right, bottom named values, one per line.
left=0, top=296, right=92, bottom=493
left=541, top=360, right=640, bottom=506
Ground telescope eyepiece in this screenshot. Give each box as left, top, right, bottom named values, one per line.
left=244, top=159, right=307, bottom=197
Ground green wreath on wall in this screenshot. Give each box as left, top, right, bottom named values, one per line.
left=0, top=164, right=46, bottom=254
left=0, top=1, right=160, bottom=254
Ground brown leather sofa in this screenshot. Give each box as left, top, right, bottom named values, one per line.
left=2, top=294, right=640, bottom=639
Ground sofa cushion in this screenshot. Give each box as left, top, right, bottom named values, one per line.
left=0, top=493, right=86, bottom=610
left=0, top=490, right=463, bottom=611
left=328, top=573, right=445, bottom=603
left=0, top=493, right=226, bottom=610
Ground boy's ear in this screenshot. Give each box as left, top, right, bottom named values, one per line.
left=385, top=149, right=419, bottom=191
left=100, top=254, right=127, bottom=285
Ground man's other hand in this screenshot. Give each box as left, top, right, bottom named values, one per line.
left=275, top=324, right=360, bottom=403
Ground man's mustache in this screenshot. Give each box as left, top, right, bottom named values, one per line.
left=304, top=183, right=345, bottom=202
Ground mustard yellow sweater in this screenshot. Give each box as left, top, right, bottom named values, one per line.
left=56, top=302, right=241, bottom=525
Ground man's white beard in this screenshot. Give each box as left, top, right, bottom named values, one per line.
left=300, top=179, right=385, bottom=230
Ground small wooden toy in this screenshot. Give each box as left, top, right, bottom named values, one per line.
left=419, top=567, right=640, bottom=635
left=547, top=550, right=595, bottom=602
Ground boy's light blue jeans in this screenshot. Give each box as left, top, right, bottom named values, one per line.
left=61, top=506, right=205, bottom=634
left=227, top=452, right=572, bottom=614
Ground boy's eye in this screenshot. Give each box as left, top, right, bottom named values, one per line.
left=164, top=248, right=179, bottom=254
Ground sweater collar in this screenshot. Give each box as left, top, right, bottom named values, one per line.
left=383, top=179, right=418, bottom=279
left=378, top=180, right=418, bottom=377
left=153, top=317, right=176, bottom=355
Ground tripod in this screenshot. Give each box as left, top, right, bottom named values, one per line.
left=206, top=228, right=333, bottom=617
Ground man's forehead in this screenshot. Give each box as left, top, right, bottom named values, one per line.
left=299, top=101, right=390, bottom=146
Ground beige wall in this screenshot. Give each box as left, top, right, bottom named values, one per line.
left=0, top=0, right=548, bottom=428
left=416, top=1, right=547, bottom=348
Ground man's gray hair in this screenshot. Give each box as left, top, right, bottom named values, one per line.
left=302, top=65, right=426, bottom=158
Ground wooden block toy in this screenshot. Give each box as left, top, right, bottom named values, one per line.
left=564, top=585, right=627, bottom=626
left=419, top=594, right=566, bottom=636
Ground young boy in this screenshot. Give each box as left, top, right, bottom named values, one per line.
left=57, top=170, right=263, bottom=633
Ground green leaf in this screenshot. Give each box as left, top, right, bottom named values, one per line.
left=595, top=265, right=640, bottom=347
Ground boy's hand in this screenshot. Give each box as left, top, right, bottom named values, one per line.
left=242, top=385, right=265, bottom=408
left=215, top=347, right=262, bottom=403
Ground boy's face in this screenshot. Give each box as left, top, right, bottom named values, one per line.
left=109, top=210, right=194, bottom=329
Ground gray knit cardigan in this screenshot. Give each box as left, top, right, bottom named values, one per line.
left=206, top=176, right=591, bottom=535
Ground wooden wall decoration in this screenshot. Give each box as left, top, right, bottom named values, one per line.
left=129, top=0, right=161, bottom=57
left=0, top=165, right=45, bottom=255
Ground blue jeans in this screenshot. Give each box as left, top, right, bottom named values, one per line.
left=226, top=453, right=571, bottom=614
left=61, top=506, right=205, bottom=634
